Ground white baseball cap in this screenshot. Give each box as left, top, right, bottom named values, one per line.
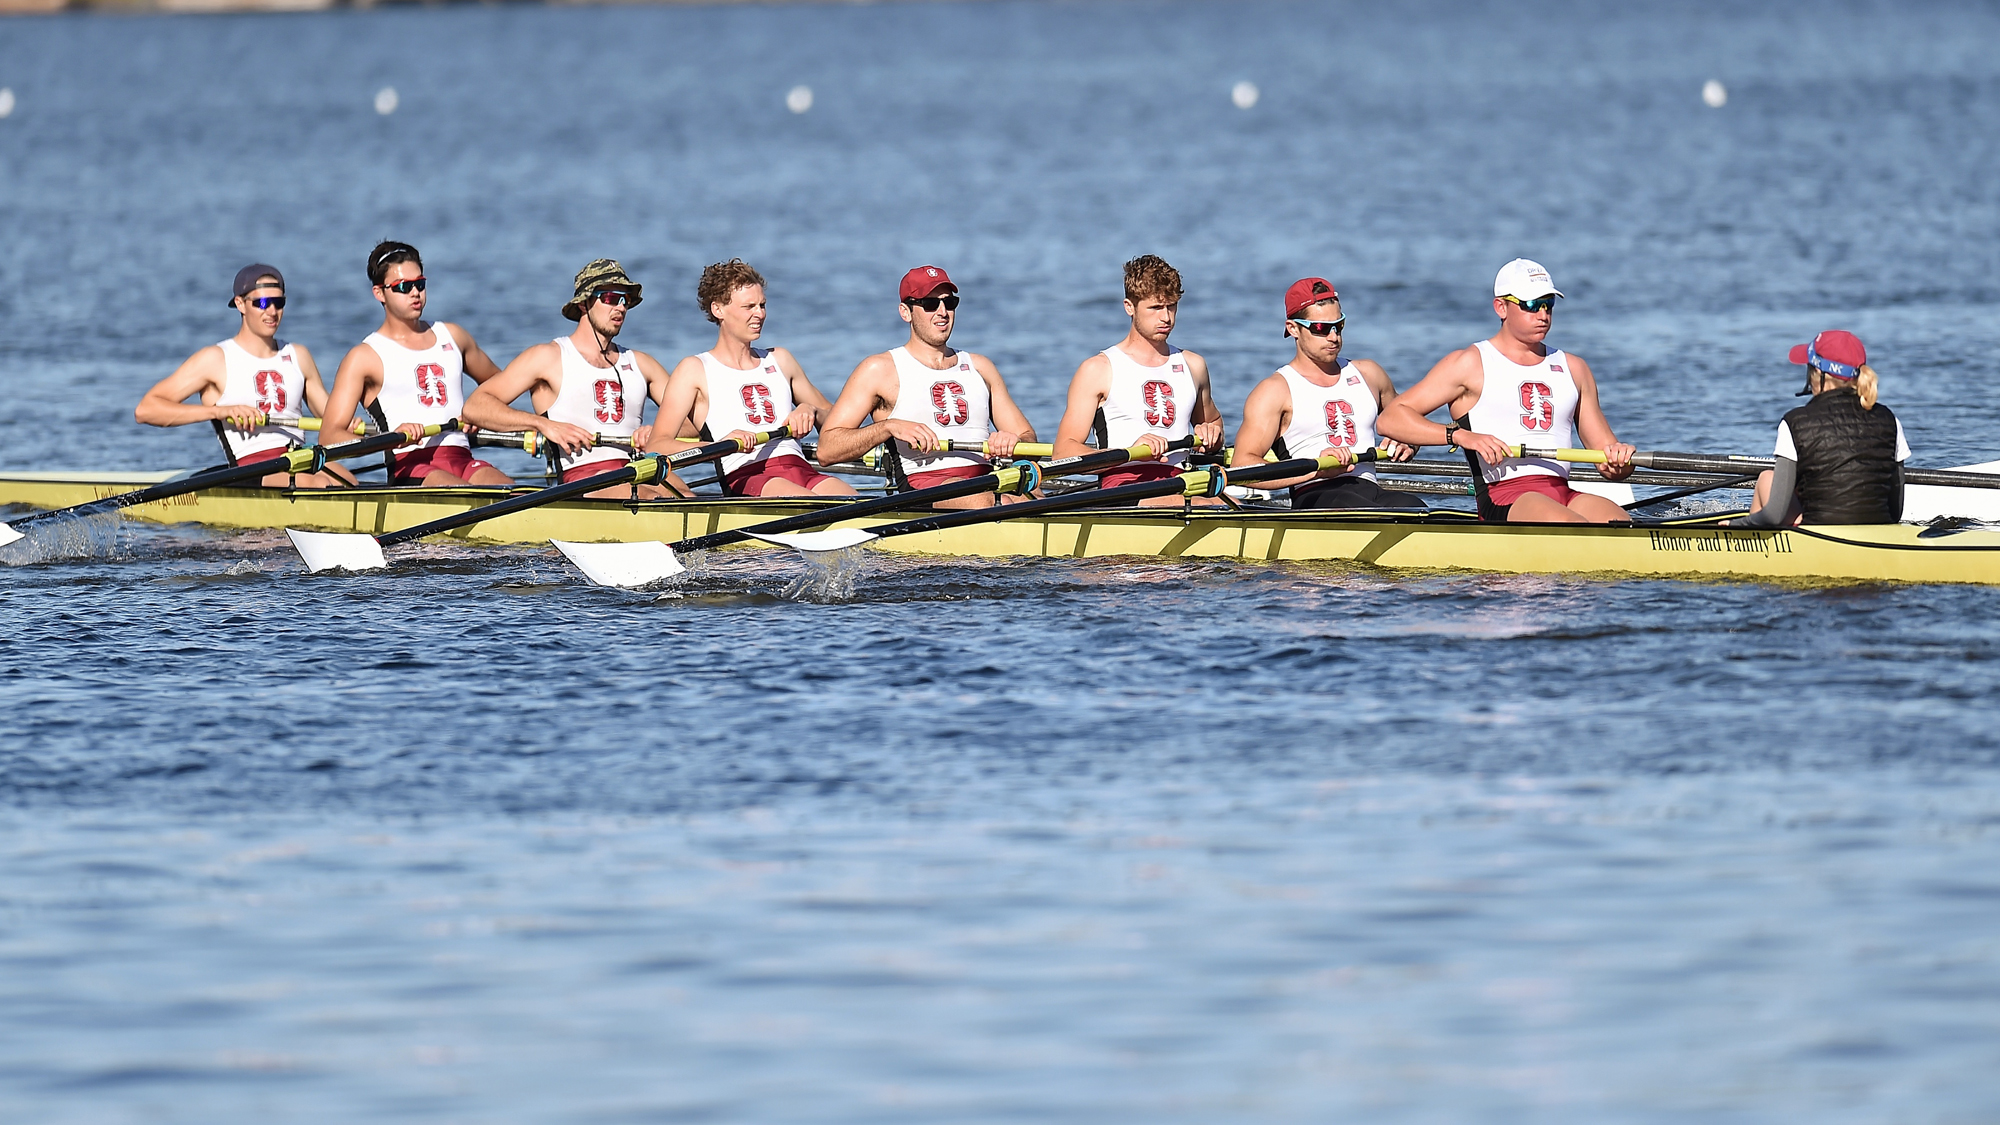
left=1493, top=258, right=1564, bottom=301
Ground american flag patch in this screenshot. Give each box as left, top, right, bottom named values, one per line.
left=1549, top=364, right=1564, bottom=373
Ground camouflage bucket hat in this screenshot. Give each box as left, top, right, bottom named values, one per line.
left=562, top=259, right=643, bottom=321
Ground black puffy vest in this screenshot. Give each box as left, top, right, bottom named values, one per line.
left=1783, top=386, right=1901, bottom=524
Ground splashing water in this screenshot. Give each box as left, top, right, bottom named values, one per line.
left=784, top=545, right=866, bottom=602
left=0, top=512, right=123, bottom=565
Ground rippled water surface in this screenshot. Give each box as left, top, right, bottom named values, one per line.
left=5, top=1, right=2000, bottom=1121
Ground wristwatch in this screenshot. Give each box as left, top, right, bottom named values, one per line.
left=1442, top=423, right=1462, bottom=448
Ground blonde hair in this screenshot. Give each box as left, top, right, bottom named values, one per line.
left=1813, top=365, right=1880, bottom=409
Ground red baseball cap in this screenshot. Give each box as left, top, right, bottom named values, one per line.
left=1284, top=277, right=1341, bottom=320
left=899, top=265, right=956, bottom=301
left=1788, top=329, right=1866, bottom=375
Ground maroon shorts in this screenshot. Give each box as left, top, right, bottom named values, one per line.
left=560, top=458, right=633, bottom=485
left=724, top=453, right=836, bottom=496
left=1487, top=474, right=1581, bottom=515
left=1099, top=462, right=1180, bottom=489
left=906, top=463, right=989, bottom=490
left=391, top=443, right=497, bottom=485
left=237, top=446, right=290, bottom=467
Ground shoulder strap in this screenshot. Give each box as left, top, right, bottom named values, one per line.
left=209, top=420, right=239, bottom=467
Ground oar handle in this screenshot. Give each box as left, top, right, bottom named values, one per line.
left=255, top=414, right=368, bottom=436
left=1507, top=445, right=1608, bottom=464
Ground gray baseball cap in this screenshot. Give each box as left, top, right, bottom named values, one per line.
left=230, top=263, right=286, bottom=306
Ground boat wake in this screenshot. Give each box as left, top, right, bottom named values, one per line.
left=0, top=513, right=122, bottom=565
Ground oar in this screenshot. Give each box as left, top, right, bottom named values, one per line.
left=750, top=450, right=1376, bottom=555
left=284, top=426, right=792, bottom=574
left=0, top=424, right=455, bottom=548
left=853, top=441, right=1055, bottom=471
left=551, top=438, right=1197, bottom=587
left=466, top=431, right=638, bottom=456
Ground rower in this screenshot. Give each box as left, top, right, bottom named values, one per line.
left=134, top=264, right=354, bottom=488
left=647, top=258, right=853, bottom=497
left=817, top=265, right=1037, bottom=510
left=1231, top=277, right=1421, bottom=509
left=1052, top=255, right=1225, bottom=507
left=320, top=240, right=513, bottom=487
left=1378, top=258, right=1635, bottom=523
left=1731, top=330, right=1907, bottom=527
left=461, top=259, right=685, bottom=500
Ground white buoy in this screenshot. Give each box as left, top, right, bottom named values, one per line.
left=0, top=89, right=15, bottom=119
left=786, top=85, right=813, bottom=114
left=374, top=87, right=399, bottom=116
left=1231, top=81, right=1259, bottom=110
left=1702, top=80, right=1727, bottom=108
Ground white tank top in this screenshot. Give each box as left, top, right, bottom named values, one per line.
left=215, top=338, right=306, bottom=461
left=547, top=337, right=648, bottom=474
left=887, top=346, right=991, bottom=474
left=367, top=324, right=469, bottom=451
left=1099, top=345, right=1194, bottom=467
left=697, top=348, right=808, bottom=475
left=1276, top=360, right=1378, bottom=481
left=1463, top=339, right=1580, bottom=484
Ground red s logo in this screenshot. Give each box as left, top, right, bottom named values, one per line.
left=1518, top=382, right=1553, bottom=431
left=740, top=383, right=778, bottom=426
left=594, top=379, right=625, bottom=425
left=1142, top=380, right=1176, bottom=429
left=931, top=380, right=970, bottom=427
left=1323, top=399, right=1357, bottom=447
left=253, top=370, right=288, bottom=414
left=416, top=363, right=449, bottom=408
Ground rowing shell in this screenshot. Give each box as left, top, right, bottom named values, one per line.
left=6, top=469, right=2000, bottom=585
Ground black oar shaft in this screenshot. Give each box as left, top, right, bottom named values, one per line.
left=1633, top=450, right=2000, bottom=491
left=8, top=426, right=432, bottom=530
left=375, top=427, right=790, bottom=548
left=1624, top=473, right=1761, bottom=511
left=850, top=452, right=1356, bottom=543
left=673, top=440, right=1188, bottom=553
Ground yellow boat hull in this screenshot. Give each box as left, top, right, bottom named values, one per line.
left=6, top=470, right=2000, bottom=585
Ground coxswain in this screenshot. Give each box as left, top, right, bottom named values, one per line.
left=1230, top=277, right=1422, bottom=509
left=134, top=264, right=354, bottom=488
left=1378, top=258, right=1634, bottom=522
left=817, top=266, right=1037, bottom=509
left=320, top=240, right=513, bottom=487
left=461, top=260, right=685, bottom=499
left=1730, top=330, right=1907, bottom=527
left=1052, top=255, right=1225, bottom=506
left=647, top=259, right=854, bottom=497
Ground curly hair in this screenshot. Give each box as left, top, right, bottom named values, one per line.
left=697, top=259, right=767, bottom=323
left=1123, top=255, right=1183, bottom=303
left=367, top=240, right=421, bottom=287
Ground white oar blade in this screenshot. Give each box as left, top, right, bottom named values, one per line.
left=551, top=540, right=685, bottom=588
left=745, top=527, right=881, bottom=554
left=286, top=528, right=388, bottom=573
left=0, top=522, right=22, bottom=548
left=1571, top=480, right=1637, bottom=506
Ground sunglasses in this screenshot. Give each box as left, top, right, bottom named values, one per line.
left=1290, top=317, right=1345, bottom=337
left=905, top=294, right=960, bottom=312
left=242, top=295, right=286, bottom=310
left=1501, top=295, right=1556, bottom=314
left=594, top=289, right=632, bottom=308
left=382, top=277, right=427, bottom=295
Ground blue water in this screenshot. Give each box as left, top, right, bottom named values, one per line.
left=5, top=1, right=2000, bottom=1120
